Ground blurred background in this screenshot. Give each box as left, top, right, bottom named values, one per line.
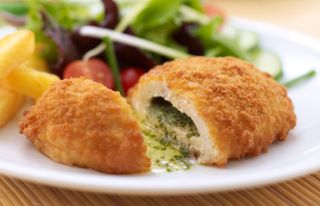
left=1, top=0, right=319, bottom=38
left=211, top=0, right=320, bottom=38
left=0, top=1, right=318, bottom=205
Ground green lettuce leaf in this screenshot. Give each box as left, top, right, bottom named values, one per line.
left=138, top=21, right=177, bottom=45
left=114, top=0, right=204, bottom=47
left=27, top=0, right=102, bottom=31
left=132, top=0, right=182, bottom=33
left=195, top=16, right=223, bottom=46
left=26, top=0, right=102, bottom=66
left=182, top=0, right=203, bottom=11
left=195, top=16, right=251, bottom=61
left=0, top=3, right=28, bottom=16
left=26, top=0, right=57, bottom=63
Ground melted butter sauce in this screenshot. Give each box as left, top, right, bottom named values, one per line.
left=140, top=97, right=200, bottom=172
left=141, top=124, right=192, bottom=172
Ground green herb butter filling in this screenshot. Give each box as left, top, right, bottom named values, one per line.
left=140, top=97, right=200, bottom=172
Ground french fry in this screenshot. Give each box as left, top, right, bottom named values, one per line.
left=0, top=87, right=24, bottom=127
left=1, top=66, right=60, bottom=99
left=23, top=53, right=49, bottom=72
left=0, top=30, right=35, bottom=79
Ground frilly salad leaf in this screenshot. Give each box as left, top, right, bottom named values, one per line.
left=26, top=0, right=57, bottom=64
left=27, top=0, right=102, bottom=31
left=41, top=12, right=79, bottom=77
left=26, top=0, right=103, bottom=51
left=26, top=0, right=101, bottom=75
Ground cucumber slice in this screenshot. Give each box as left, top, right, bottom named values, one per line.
left=221, top=26, right=238, bottom=40
left=253, top=51, right=283, bottom=80
left=237, top=30, right=258, bottom=51
left=211, top=34, right=252, bottom=61
left=221, top=27, right=258, bottom=51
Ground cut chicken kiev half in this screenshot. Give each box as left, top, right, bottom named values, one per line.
left=20, top=78, right=150, bottom=174
left=128, top=57, right=296, bottom=166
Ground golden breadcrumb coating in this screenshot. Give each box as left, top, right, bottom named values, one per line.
left=20, top=78, right=150, bottom=174
left=128, top=57, right=296, bottom=166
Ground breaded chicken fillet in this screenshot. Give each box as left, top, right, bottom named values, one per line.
left=20, top=78, right=150, bottom=174
left=128, top=57, right=296, bottom=166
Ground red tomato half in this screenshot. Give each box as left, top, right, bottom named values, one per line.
left=63, top=58, right=114, bottom=89
left=120, top=67, right=145, bottom=94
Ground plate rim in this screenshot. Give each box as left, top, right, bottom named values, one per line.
left=1, top=16, right=320, bottom=195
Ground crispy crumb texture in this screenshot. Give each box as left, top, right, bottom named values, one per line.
left=19, top=78, right=150, bottom=174
left=129, top=57, right=296, bottom=166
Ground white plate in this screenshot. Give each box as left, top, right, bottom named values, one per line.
left=0, top=17, right=320, bottom=195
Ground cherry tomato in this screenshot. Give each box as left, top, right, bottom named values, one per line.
left=63, top=58, right=114, bottom=89
left=203, top=3, right=225, bottom=20
left=120, top=67, right=145, bottom=94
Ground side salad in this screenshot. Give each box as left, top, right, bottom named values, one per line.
left=0, top=0, right=316, bottom=95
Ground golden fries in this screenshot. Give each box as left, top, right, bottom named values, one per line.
left=0, top=30, right=35, bottom=79
left=1, top=66, right=60, bottom=99
left=0, top=30, right=60, bottom=127
left=0, top=87, right=24, bottom=128
left=23, top=53, right=49, bottom=72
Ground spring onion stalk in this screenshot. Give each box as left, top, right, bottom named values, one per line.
left=82, top=43, right=106, bottom=62
left=115, top=1, right=148, bottom=32
left=84, top=0, right=148, bottom=58
left=103, top=37, right=124, bottom=96
left=82, top=0, right=145, bottom=63
left=284, top=70, right=316, bottom=89
left=80, top=26, right=190, bottom=59
left=179, top=5, right=211, bottom=25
